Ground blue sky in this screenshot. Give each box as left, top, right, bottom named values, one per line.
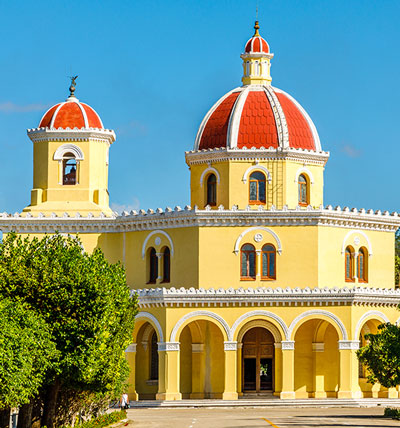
left=0, top=0, right=398, bottom=213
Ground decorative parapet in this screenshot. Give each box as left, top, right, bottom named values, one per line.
left=184, top=146, right=330, bottom=166
left=0, top=204, right=398, bottom=233
left=135, top=286, right=400, bottom=308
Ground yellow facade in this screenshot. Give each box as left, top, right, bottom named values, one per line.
left=2, top=23, right=400, bottom=403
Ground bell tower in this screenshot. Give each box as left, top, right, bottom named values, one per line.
left=24, top=79, right=116, bottom=216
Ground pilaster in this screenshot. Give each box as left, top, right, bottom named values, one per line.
left=280, top=341, right=295, bottom=399
left=125, top=344, right=138, bottom=401
left=156, top=342, right=182, bottom=400
left=223, top=342, right=238, bottom=400
left=337, top=341, right=362, bottom=399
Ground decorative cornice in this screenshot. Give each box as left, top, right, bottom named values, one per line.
left=185, top=147, right=330, bottom=166
left=136, top=286, right=400, bottom=308
left=157, top=342, right=180, bottom=351
left=338, top=340, right=360, bottom=350
left=0, top=205, right=398, bottom=234
left=27, top=127, right=116, bottom=144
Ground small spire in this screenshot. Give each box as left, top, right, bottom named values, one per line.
left=69, top=75, right=78, bottom=98
left=253, top=20, right=260, bottom=36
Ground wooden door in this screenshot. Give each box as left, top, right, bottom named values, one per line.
left=242, top=327, right=274, bottom=392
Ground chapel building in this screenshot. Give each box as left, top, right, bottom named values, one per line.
left=2, top=22, right=400, bottom=401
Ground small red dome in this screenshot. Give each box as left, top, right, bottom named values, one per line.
left=195, top=86, right=320, bottom=152
left=39, top=97, right=103, bottom=129
left=244, top=21, right=269, bottom=54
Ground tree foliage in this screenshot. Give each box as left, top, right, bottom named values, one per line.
left=0, top=298, right=55, bottom=409
left=357, top=323, right=400, bottom=388
left=0, top=232, right=138, bottom=427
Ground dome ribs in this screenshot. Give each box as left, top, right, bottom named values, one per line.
left=237, top=91, right=278, bottom=149
left=275, top=91, right=315, bottom=150
left=199, top=92, right=239, bottom=150
left=39, top=104, right=60, bottom=128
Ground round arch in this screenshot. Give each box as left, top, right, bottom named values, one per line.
left=353, top=310, right=390, bottom=341
left=242, top=165, right=272, bottom=184
left=170, top=311, right=230, bottom=342
left=200, top=166, right=221, bottom=187
left=234, top=227, right=282, bottom=255
left=141, top=230, right=174, bottom=259
left=53, top=143, right=84, bottom=161
left=231, top=310, right=288, bottom=341
left=288, top=310, right=348, bottom=341
left=341, top=230, right=373, bottom=256
left=294, top=167, right=315, bottom=184
left=134, top=312, right=164, bottom=342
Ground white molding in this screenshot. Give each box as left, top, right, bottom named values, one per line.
left=227, top=87, right=249, bottom=149
left=353, top=310, right=390, bottom=341
left=158, top=342, right=180, bottom=351
left=81, top=102, right=104, bottom=128
left=141, top=323, right=155, bottom=343
left=242, top=165, right=272, bottom=184
left=341, top=230, right=373, bottom=256
left=135, top=312, right=164, bottom=342
left=125, top=343, right=137, bottom=353
left=281, top=340, right=295, bottom=350
left=1, top=206, right=399, bottom=234
left=76, top=100, right=89, bottom=128
left=194, top=88, right=241, bottom=151
left=288, top=310, right=348, bottom=340
left=27, top=128, right=116, bottom=144
left=200, top=166, right=221, bottom=187
left=137, top=286, right=400, bottom=309
left=53, top=143, right=84, bottom=161
left=338, top=340, right=360, bottom=350
left=264, top=86, right=289, bottom=148
left=224, top=341, right=238, bottom=351
left=231, top=310, right=288, bottom=341
left=273, top=87, right=322, bottom=152
left=170, top=310, right=230, bottom=342
left=234, top=226, right=282, bottom=255
left=49, top=102, right=65, bottom=128
left=141, top=230, right=174, bottom=259
left=294, top=167, right=315, bottom=184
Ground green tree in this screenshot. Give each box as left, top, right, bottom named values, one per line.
left=0, top=233, right=138, bottom=428
left=0, top=298, right=55, bottom=428
left=357, top=323, right=400, bottom=388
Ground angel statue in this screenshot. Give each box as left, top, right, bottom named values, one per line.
left=69, top=75, right=78, bottom=96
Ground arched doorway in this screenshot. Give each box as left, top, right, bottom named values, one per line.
left=242, top=327, right=274, bottom=393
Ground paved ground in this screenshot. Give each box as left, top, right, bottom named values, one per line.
left=125, top=407, right=400, bottom=428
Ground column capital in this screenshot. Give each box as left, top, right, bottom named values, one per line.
left=312, top=342, right=324, bottom=352
left=191, top=343, right=204, bottom=353
left=125, top=343, right=137, bottom=353
left=338, top=340, right=359, bottom=350
left=224, top=341, right=238, bottom=351
left=158, top=341, right=180, bottom=351
left=274, top=342, right=282, bottom=349
left=281, top=340, right=295, bottom=350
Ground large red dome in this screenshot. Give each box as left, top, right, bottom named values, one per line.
left=39, top=97, right=103, bottom=129
left=195, top=86, right=321, bottom=152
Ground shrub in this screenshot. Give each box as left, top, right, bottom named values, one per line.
left=63, top=409, right=127, bottom=428
left=384, top=407, right=400, bottom=419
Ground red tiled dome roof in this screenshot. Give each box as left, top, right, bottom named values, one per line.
left=195, top=86, right=320, bottom=152
left=245, top=35, right=269, bottom=54
left=39, top=97, right=103, bottom=129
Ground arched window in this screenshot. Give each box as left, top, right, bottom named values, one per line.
left=262, top=244, right=276, bottom=280
left=298, top=174, right=309, bottom=206
left=345, top=246, right=355, bottom=282
left=149, top=331, right=159, bottom=381
left=241, top=244, right=256, bottom=280
left=249, top=171, right=266, bottom=204
left=357, top=247, right=368, bottom=283
left=163, top=247, right=170, bottom=283
left=63, top=152, right=77, bottom=185
left=148, top=247, right=158, bottom=284
left=206, top=173, right=217, bottom=206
